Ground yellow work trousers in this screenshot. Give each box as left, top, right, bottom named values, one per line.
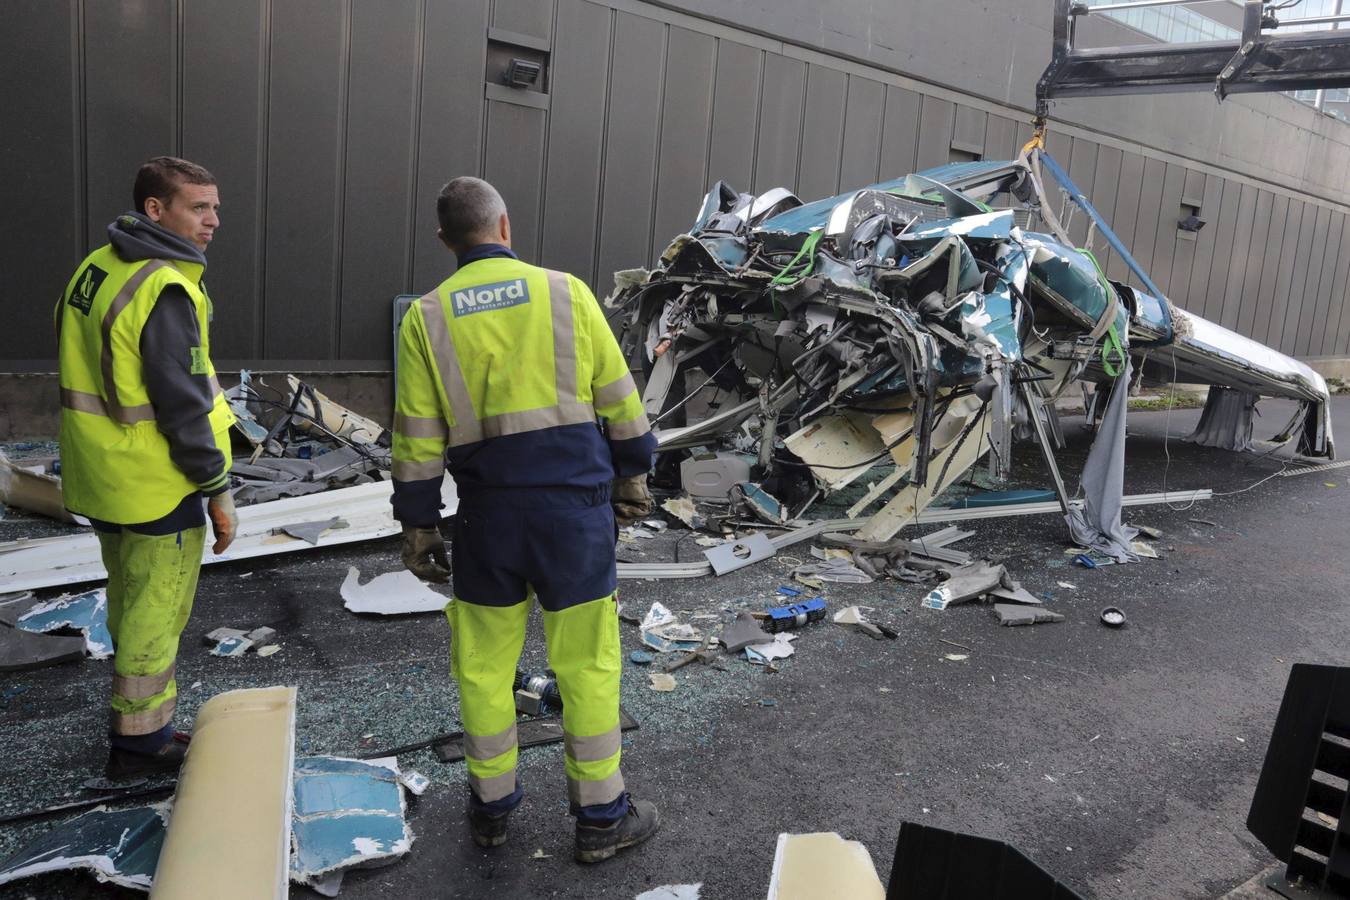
left=447, top=593, right=625, bottom=811
left=97, top=526, right=204, bottom=736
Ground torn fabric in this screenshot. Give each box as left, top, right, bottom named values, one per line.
left=1064, top=359, right=1139, bottom=563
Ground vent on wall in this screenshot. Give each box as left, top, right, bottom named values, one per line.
left=485, top=28, right=550, bottom=110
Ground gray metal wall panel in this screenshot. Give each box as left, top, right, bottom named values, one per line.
left=753, top=54, right=806, bottom=194
left=1264, top=199, right=1306, bottom=347
left=839, top=76, right=886, bottom=189
left=595, top=12, right=665, bottom=287
left=706, top=40, right=760, bottom=189
left=410, top=0, right=487, bottom=292
left=1088, top=146, right=1122, bottom=276
left=1234, top=190, right=1274, bottom=338
left=796, top=65, right=848, bottom=201
left=540, top=0, right=612, bottom=286
left=1275, top=203, right=1321, bottom=353
left=951, top=104, right=986, bottom=156
left=1129, top=158, right=1167, bottom=290
left=8, top=0, right=1350, bottom=372
left=181, top=0, right=266, bottom=361
left=1290, top=206, right=1333, bottom=355
left=493, top=0, right=554, bottom=40
left=1170, top=231, right=1198, bottom=312
left=1, top=1, right=79, bottom=361
left=983, top=115, right=1018, bottom=162
left=915, top=96, right=954, bottom=170
left=878, top=86, right=920, bottom=179
left=1182, top=170, right=1206, bottom=206
left=83, top=1, right=176, bottom=250
left=1044, top=130, right=1073, bottom=171
left=1106, top=151, right=1144, bottom=283
left=1248, top=195, right=1289, bottom=343
left=1328, top=227, right=1350, bottom=354
left=1302, top=213, right=1345, bottom=356
left=1218, top=184, right=1258, bottom=330
left=1149, top=164, right=1187, bottom=298
left=483, top=101, right=547, bottom=263
left=1064, top=139, right=1099, bottom=250
left=262, top=0, right=346, bottom=359
left=1182, top=174, right=1224, bottom=314
left=650, top=26, right=716, bottom=269
left=339, top=0, right=421, bottom=360
left=1200, top=177, right=1241, bottom=323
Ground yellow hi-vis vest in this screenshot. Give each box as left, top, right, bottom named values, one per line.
left=56, top=246, right=235, bottom=524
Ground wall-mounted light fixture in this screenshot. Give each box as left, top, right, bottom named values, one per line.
left=1178, top=214, right=1206, bottom=233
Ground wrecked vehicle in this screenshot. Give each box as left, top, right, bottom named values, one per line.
left=607, top=146, right=1333, bottom=561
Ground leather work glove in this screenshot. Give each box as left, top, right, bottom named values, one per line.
left=611, top=474, right=653, bottom=527
left=401, top=525, right=450, bottom=583
left=206, top=491, right=238, bottom=555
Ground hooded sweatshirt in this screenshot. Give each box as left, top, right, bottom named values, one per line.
left=88, top=213, right=226, bottom=535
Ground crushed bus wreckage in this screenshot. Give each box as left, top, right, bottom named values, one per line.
left=606, top=147, right=1333, bottom=566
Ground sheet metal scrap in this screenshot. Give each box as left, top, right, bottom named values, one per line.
left=609, top=150, right=1332, bottom=556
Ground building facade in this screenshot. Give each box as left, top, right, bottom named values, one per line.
left=3, top=0, right=1349, bottom=377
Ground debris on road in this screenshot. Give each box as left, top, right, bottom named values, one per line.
left=636, top=884, right=702, bottom=900
left=291, top=756, right=415, bottom=896
left=766, top=832, right=885, bottom=899
left=648, top=673, right=677, bottom=692
left=0, top=801, right=169, bottom=891
left=11, top=588, right=112, bottom=658
left=1100, top=607, right=1128, bottom=628
left=718, top=612, right=774, bottom=653
left=993, top=604, right=1065, bottom=627
left=340, top=567, right=449, bottom=616
left=0, top=452, right=76, bottom=523
left=203, top=625, right=279, bottom=657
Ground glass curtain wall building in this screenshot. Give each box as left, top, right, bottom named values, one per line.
left=1104, top=0, right=1348, bottom=120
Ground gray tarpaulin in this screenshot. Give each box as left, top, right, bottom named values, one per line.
left=1185, top=386, right=1257, bottom=452
left=1065, top=359, right=1139, bottom=563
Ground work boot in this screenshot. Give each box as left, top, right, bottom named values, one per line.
left=467, top=807, right=511, bottom=848
left=104, top=739, right=189, bottom=780
left=574, top=796, right=660, bottom=864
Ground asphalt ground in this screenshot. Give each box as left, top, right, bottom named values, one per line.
left=2, top=395, right=1349, bottom=899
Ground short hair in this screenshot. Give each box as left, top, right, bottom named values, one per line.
left=437, top=177, right=506, bottom=247
left=133, top=157, right=216, bottom=213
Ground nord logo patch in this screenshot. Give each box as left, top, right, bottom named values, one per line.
left=451, top=279, right=530, bottom=316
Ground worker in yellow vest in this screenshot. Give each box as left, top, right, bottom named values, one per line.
left=392, top=177, right=659, bottom=863
left=56, top=156, right=238, bottom=779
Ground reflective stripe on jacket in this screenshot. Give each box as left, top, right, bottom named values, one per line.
left=392, top=256, right=653, bottom=511
left=57, top=246, right=234, bottom=523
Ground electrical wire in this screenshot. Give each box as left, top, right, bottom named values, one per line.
left=650, top=355, right=739, bottom=427
left=1157, top=351, right=1288, bottom=510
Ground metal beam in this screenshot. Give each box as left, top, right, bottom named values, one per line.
left=1038, top=0, right=1350, bottom=104
left=1078, top=0, right=1211, bottom=13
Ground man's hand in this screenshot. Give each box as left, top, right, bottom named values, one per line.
left=401, top=525, right=450, bottom=583
left=611, top=474, right=653, bottom=527
left=206, top=492, right=238, bottom=555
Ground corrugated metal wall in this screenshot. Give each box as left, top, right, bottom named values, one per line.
left=4, top=0, right=1350, bottom=370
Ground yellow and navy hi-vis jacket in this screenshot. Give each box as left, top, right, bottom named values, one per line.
left=391, top=245, right=655, bottom=525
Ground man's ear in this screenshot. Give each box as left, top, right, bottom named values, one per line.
left=499, top=212, right=511, bottom=247
left=437, top=228, right=455, bottom=252
left=144, top=197, right=165, bottom=223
